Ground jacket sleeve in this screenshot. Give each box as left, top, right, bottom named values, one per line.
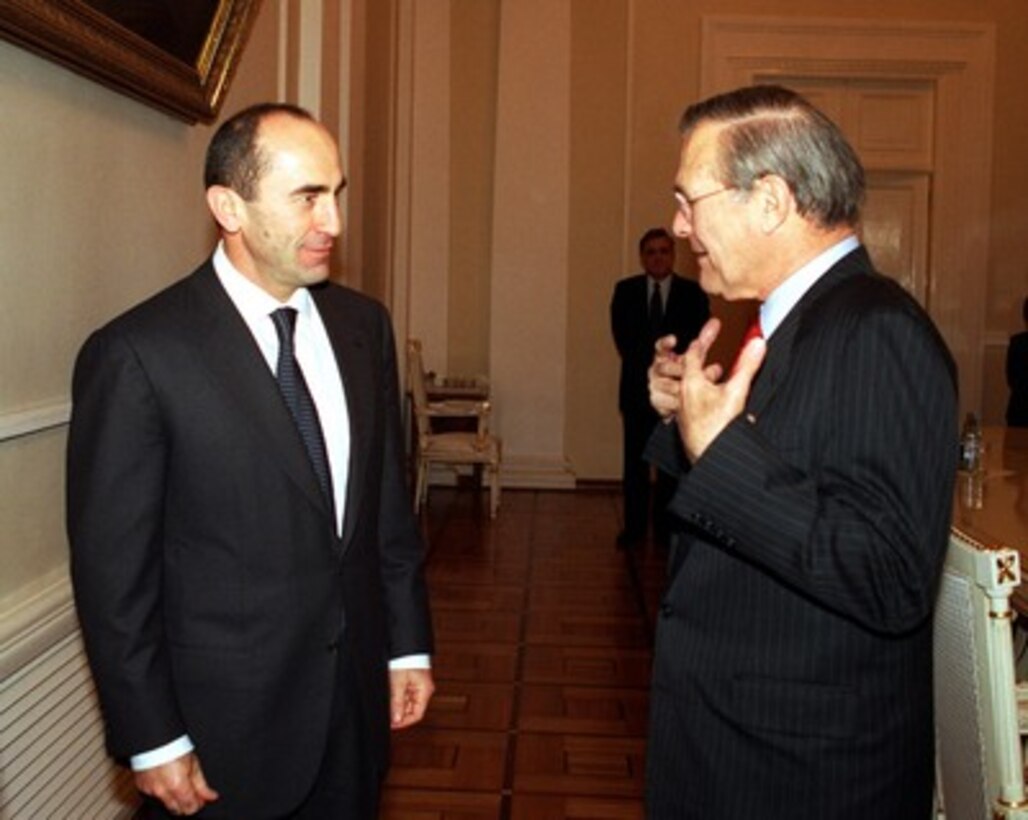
left=372, top=307, right=434, bottom=659
left=668, top=301, right=957, bottom=635
left=66, top=327, right=186, bottom=759
left=610, top=280, right=637, bottom=358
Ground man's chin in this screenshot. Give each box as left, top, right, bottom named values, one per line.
left=697, top=264, right=722, bottom=296
left=301, top=263, right=332, bottom=284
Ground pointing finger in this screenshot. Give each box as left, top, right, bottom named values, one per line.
left=727, top=336, right=766, bottom=393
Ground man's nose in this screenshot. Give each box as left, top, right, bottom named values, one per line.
left=672, top=208, right=691, bottom=239
left=318, top=199, right=342, bottom=236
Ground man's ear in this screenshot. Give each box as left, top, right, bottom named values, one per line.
left=205, top=185, right=244, bottom=233
left=754, top=174, right=792, bottom=234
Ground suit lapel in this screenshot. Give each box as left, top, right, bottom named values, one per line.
left=748, top=248, right=870, bottom=417
left=633, top=275, right=649, bottom=315
left=747, top=310, right=798, bottom=416
left=185, top=264, right=333, bottom=521
left=665, top=275, right=682, bottom=316
left=313, top=288, right=371, bottom=555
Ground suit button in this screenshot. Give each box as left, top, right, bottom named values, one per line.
left=660, top=603, right=673, bottom=618
left=326, top=638, right=339, bottom=652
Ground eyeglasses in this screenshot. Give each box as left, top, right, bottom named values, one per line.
left=674, top=185, right=736, bottom=221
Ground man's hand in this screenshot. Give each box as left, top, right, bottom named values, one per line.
left=390, top=668, right=435, bottom=730
left=134, top=752, right=218, bottom=816
left=649, top=334, right=687, bottom=419
left=676, top=317, right=765, bottom=462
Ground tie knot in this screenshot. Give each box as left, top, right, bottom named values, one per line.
left=742, top=314, right=763, bottom=343
left=270, top=307, right=298, bottom=345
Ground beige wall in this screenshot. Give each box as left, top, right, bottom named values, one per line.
left=0, top=9, right=281, bottom=611
left=0, top=0, right=405, bottom=622
left=983, top=0, right=1028, bottom=422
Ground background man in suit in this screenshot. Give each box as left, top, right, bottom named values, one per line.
left=610, top=228, right=708, bottom=549
left=644, top=85, right=957, bottom=818
left=1006, top=296, right=1028, bottom=426
left=67, top=103, right=434, bottom=818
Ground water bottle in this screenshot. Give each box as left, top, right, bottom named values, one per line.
left=959, top=412, right=982, bottom=473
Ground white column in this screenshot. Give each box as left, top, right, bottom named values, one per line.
left=296, top=1, right=324, bottom=116
left=406, top=0, right=451, bottom=374
left=489, top=0, right=575, bottom=488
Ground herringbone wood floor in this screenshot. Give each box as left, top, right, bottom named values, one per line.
left=380, top=487, right=668, bottom=819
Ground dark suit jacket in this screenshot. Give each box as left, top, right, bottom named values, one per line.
left=644, top=248, right=957, bottom=819
left=66, top=260, right=433, bottom=817
left=611, top=273, right=709, bottom=414
left=1007, top=330, right=1028, bottom=426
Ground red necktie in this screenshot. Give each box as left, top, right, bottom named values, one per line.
left=731, top=314, right=763, bottom=375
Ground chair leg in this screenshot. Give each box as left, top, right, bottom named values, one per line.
left=414, top=459, right=427, bottom=514
left=489, top=464, right=500, bottom=519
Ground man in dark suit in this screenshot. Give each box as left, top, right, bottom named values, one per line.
left=1006, top=296, right=1028, bottom=426
left=67, top=103, right=434, bottom=818
left=611, top=228, right=708, bottom=549
left=644, top=85, right=957, bottom=818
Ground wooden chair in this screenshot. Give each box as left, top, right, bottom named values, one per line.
left=934, top=527, right=1028, bottom=819
left=406, top=339, right=501, bottom=518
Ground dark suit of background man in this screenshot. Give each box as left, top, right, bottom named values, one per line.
left=67, top=103, right=435, bottom=818
left=610, top=229, right=708, bottom=549
left=644, top=85, right=957, bottom=819
left=1006, top=296, right=1028, bottom=426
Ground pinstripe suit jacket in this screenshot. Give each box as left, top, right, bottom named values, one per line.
left=644, top=247, right=957, bottom=819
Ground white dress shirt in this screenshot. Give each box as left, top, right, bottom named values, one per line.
left=213, top=243, right=351, bottom=535
left=648, top=275, right=670, bottom=312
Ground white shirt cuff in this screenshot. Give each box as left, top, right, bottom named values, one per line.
left=129, top=656, right=429, bottom=769
left=130, top=735, right=195, bottom=771
left=389, top=653, right=431, bottom=670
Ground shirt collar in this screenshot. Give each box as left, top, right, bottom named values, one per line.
left=648, top=274, right=671, bottom=296
left=212, top=241, right=312, bottom=321
left=760, top=235, right=860, bottom=338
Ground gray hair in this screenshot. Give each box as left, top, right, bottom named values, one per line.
left=679, top=85, right=865, bottom=229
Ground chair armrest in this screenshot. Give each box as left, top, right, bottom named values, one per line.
left=1016, top=681, right=1028, bottom=733
left=426, top=399, right=491, bottom=419
left=425, top=400, right=493, bottom=438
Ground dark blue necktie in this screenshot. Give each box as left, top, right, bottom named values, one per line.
left=270, top=308, right=333, bottom=508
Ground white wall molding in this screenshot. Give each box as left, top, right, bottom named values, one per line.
left=0, top=401, right=70, bottom=443
left=0, top=569, right=75, bottom=680
left=500, top=454, right=576, bottom=490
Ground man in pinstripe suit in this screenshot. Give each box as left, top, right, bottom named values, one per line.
left=643, top=85, right=957, bottom=818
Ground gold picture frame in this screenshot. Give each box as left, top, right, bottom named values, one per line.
left=0, top=0, right=263, bottom=124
